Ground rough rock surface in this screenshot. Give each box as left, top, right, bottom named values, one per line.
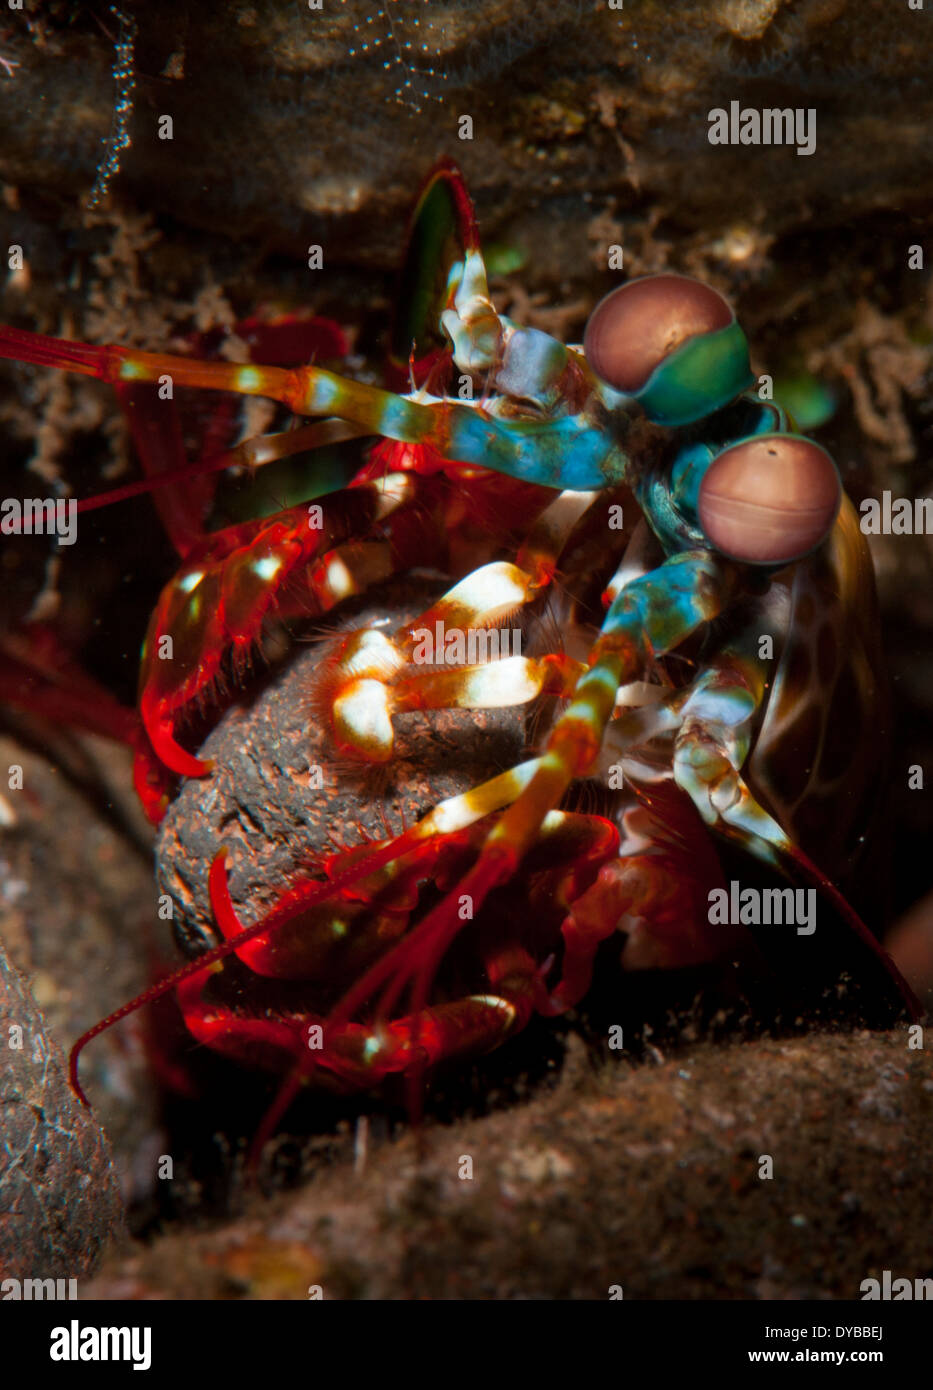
left=155, top=580, right=528, bottom=953
left=0, top=733, right=162, bottom=1204
left=81, top=1029, right=933, bottom=1300
left=0, top=936, right=125, bottom=1281
left=3, top=2, right=932, bottom=266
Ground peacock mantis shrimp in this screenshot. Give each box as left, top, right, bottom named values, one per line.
left=0, top=160, right=917, bottom=1159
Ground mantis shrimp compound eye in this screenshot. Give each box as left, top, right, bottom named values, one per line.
left=583, top=273, right=753, bottom=426
left=697, top=433, right=842, bottom=566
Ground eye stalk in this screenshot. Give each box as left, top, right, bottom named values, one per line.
left=583, top=274, right=753, bottom=426
left=697, top=434, right=842, bottom=566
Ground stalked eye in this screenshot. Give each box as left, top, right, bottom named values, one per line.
left=697, top=434, right=841, bottom=566
left=583, top=274, right=753, bottom=426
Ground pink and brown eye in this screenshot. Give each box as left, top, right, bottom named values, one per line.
left=583, top=273, right=754, bottom=426
left=697, top=434, right=842, bottom=566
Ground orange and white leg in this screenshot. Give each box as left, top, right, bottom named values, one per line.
left=671, top=652, right=787, bottom=863
left=317, top=489, right=601, bottom=761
